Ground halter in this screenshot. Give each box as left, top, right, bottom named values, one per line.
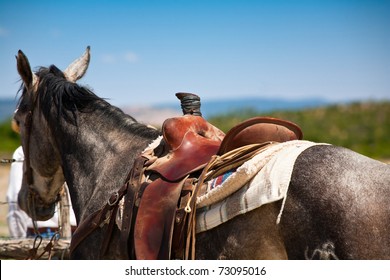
left=24, top=110, right=34, bottom=186
left=22, top=107, right=42, bottom=234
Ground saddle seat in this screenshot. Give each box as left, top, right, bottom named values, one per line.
left=146, top=114, right=225, bottom=181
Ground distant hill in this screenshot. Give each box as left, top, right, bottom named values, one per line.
left=121, top=105, right=181, bottom=127
left=122, top=97, right=329, bottom=126
left=156, top=97, right=329, bottom=119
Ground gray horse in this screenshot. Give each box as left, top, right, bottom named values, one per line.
left=15, top=48, right=390, bottom=259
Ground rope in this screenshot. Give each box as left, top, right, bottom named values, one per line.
left=26, top=235, right=43, bottom=260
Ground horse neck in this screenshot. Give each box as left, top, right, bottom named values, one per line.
left=55, top=107, right=159, bottom=222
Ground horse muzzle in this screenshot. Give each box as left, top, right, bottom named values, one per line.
left=18, top=185, right=57, bottom=221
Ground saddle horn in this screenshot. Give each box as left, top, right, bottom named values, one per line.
left=176, top=92, right=202, bottom=116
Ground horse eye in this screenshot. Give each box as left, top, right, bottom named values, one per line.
left=12, top=109, right=23, bottom=127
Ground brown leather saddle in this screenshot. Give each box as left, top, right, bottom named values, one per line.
left=70, top=93, right=303, bottom=260
left=133, top=109, right=302, bottom=260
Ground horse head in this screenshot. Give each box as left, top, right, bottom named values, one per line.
left=14, top=47, right=90, bottom=221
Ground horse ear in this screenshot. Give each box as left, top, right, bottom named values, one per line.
left=16, top=50, right=37, bottom=87
left=64, top=46, right=91, bottom=82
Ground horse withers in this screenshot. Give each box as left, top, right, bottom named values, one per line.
left=14, top=47, right=390, bottom=259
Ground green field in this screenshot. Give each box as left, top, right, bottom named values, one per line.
left=208, top=101, right=390, bottom=160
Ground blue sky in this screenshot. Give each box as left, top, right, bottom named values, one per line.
left=0, top=0, right=389, bottom=107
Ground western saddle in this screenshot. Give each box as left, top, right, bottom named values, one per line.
left=70, top=93, right=303, bottom=259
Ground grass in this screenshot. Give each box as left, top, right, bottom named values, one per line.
left=0, top=118, right=20, bottom=154
left=208, top=101, right=390, bottom=160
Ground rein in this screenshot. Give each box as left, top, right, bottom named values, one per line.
left=26, top=232, right=61, bottom=260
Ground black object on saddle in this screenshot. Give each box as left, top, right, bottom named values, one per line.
left=176, top=92, right=202, bottom=116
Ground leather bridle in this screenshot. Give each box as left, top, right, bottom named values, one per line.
left=23, top=110, right=34, bottom=187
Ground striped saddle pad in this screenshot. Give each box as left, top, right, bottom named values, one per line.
left=195, top=140, right=326, bottom=233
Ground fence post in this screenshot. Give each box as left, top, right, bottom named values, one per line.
left=58, top=184, right=72, bottom=239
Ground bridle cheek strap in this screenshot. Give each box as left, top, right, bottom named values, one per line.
left=24, top=110, right=34, bottom=186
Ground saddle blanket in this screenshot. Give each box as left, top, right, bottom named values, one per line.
left=195, top=140, right=327, bottom=233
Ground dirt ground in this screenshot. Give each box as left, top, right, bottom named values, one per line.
left=0, top=164, right=11, bottom=237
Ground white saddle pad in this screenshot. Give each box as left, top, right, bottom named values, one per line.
left=196, top=140, right=327, bottom=233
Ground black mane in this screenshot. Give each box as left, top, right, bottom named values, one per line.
left=35, top=65, right=107, bottom=125
left=19, top=65, right=159, bottom=138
